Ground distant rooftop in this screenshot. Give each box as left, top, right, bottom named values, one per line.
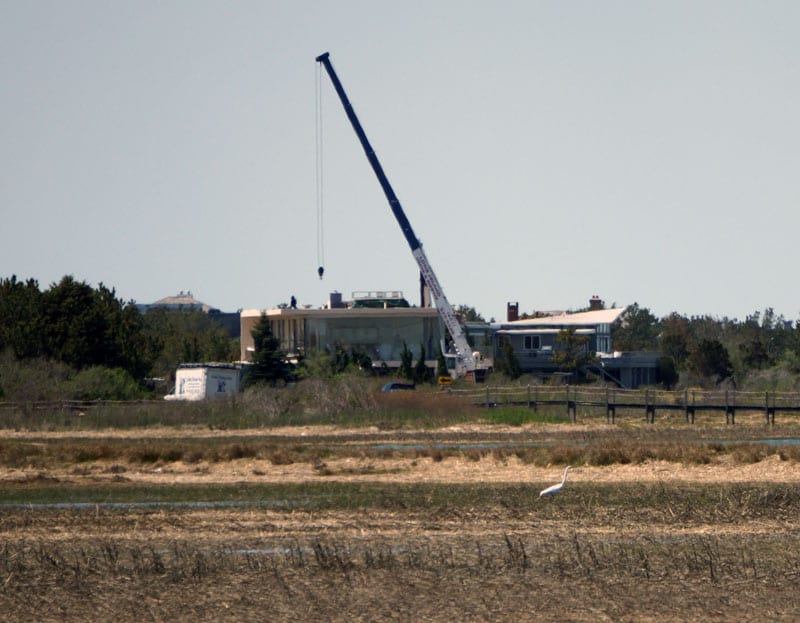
left=149, top=291, right=217, bottom=313
left=505, top=307, right=626, bottom=327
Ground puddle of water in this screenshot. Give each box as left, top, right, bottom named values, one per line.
left=368, top=441, right=563, bottom=451
left=4, top=499, right=310, bottom=511
left=369, top=438, right=800, bottom=452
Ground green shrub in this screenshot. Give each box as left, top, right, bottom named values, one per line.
left=0, top=351, right=73, bottom=401
left=63, top=366, right=146, bottom=400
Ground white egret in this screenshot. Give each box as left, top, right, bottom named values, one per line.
left=539, top=466, right=571, bottom=497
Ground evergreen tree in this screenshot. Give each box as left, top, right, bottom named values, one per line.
left=612, top=303, right=660, bottom=351
left=436, top=348, right=449, bottom=380
left=454, top=304, right=485, bottom=322
left=349, top=347, right=373, bottom=372
left=35, top=276, right=150, bottom=379
left=398, top=342, right=414, bottom=381
left=494, top=336, right=522, bottom=380
left=660, top=313, right=693, bottom=368
left=413, top=343, right=433, bottom=384
left=552, top=327, right=596, bottom=375
left=243, top=313, right=293, bottom=387
left=688, top=338, right=733, bottom=384
left=658, top=356, right=679, bottom=389
left=0, top=276, right=44, bottom=359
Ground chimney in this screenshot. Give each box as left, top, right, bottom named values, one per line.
left=507, top=301, right=519, bottom=322
left=329, top=291, right=345, bottom=309
left=420, top=272, right=431, bottom=307
left=589, top=295, right=604, bottom=311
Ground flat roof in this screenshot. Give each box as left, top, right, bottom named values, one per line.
left=240, top=307, right=439, bottom=319
left=503, top=307, right=625, bottom=327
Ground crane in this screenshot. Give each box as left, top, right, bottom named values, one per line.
left=315, top=52, right=483, bottom=379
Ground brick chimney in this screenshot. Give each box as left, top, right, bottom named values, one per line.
left=589, top=295, right=604, bottom=311
left=507, top=301, right=519, bottom=322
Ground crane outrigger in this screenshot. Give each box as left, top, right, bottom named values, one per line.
left=315, top=52, right=485, bottom=379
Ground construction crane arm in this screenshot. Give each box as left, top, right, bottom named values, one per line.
left=315, top=52, right=476, bottom=375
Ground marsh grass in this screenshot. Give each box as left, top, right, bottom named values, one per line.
left=6, top=382, right=800, bottom=432
left=369, top=391, right=479, bottom=428
left=3, top=501, right=800, bottom=623
left=483, top=406, right=569, bottom=426
left=4, top=476, right=800, bottom=621
left=2, top=427, right=800, bottom=474
left=3, top=480, right=800, bottom=524
left=1, top=532, right=793, bottom=585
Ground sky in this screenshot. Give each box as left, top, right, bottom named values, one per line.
left=2, top=1, right=799, bottom=323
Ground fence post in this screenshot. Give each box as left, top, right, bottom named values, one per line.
left=771, top=392, right=776, bottom=425
left=651, top=389, right=656, bottom=423
left=684, top=389, right=689, bottom=424
left=527, top=384, right=531, bottom=408
left=533, top=386, right=538, bottom=412
left=565, top=386, right=570, bottom=419
left=686, top=389, right=696, bottom=424
left=645, top=389, right=655, bottom=424
left=612, top=388, right=616, bottom=424
left=725, top=390, right=729, bottom=425
left=486, top=386, right=490, bottom=408
left=570, top=387, right=576, bottom=423
left=764, top=391, right=769, bottom=425
left=606, top=386, right=615, bottom=424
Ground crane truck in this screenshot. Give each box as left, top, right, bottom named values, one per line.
left=316, top=52, right=487, bottom=380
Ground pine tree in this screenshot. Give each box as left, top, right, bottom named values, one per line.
left=494, top=336, right=522, bottom=380
left=398, top=343, right=414, bottom=381
left=244, top=313, right=293, bottom=387
left=414, top=343, right=433, bottom=384
left=552, top=327, right=596, bottom=374
left=436, top=348, right=449, bottom=380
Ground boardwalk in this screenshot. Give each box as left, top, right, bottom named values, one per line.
left=453, top=385, right=800, bottom=425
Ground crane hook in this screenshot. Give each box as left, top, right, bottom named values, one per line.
left=317, top=266, right=324, bottom=280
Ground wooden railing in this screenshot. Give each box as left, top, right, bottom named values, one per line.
left=449, top=385, right=800, bottom=425
left=3, top=388, right=800, bottom=426
left=0, top=399, right=165, bottom=414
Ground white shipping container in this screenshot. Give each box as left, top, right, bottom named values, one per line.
left=164, top=364, right=240, bottom=401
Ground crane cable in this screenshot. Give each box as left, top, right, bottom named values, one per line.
left=315, top=63, right=325, bottom=280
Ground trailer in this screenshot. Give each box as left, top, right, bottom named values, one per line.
left=164, top=363, right=241, bottom=401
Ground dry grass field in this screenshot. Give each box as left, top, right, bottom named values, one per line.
left=2, top=420, right=800, bottom=622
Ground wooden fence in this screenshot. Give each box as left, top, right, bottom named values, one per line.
left=0, top=399, right=165, bottom=415
left=450, top=385, right=800, bottom=425
left=3, top=389, right=800, bottom=426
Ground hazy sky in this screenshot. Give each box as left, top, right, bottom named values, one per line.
left=2, top=1, right=799, bottom=322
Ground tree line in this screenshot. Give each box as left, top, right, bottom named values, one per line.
left=4, top=274, right=800, bottom=398
left=610, top=303, right=800, bottom=389
left=494, top=302, right=800, bottom=390
left=0, top=276, right=238, bottom=400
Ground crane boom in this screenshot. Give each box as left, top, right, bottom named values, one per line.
left=315, top=52, right=476, bottom=375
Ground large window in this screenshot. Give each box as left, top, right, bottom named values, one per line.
left=306, top=316, right=441, bottom=363
left=523, top=335, right=541, bottom=350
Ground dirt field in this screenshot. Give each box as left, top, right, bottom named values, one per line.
left=2, top=423, right=800, bottom=622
